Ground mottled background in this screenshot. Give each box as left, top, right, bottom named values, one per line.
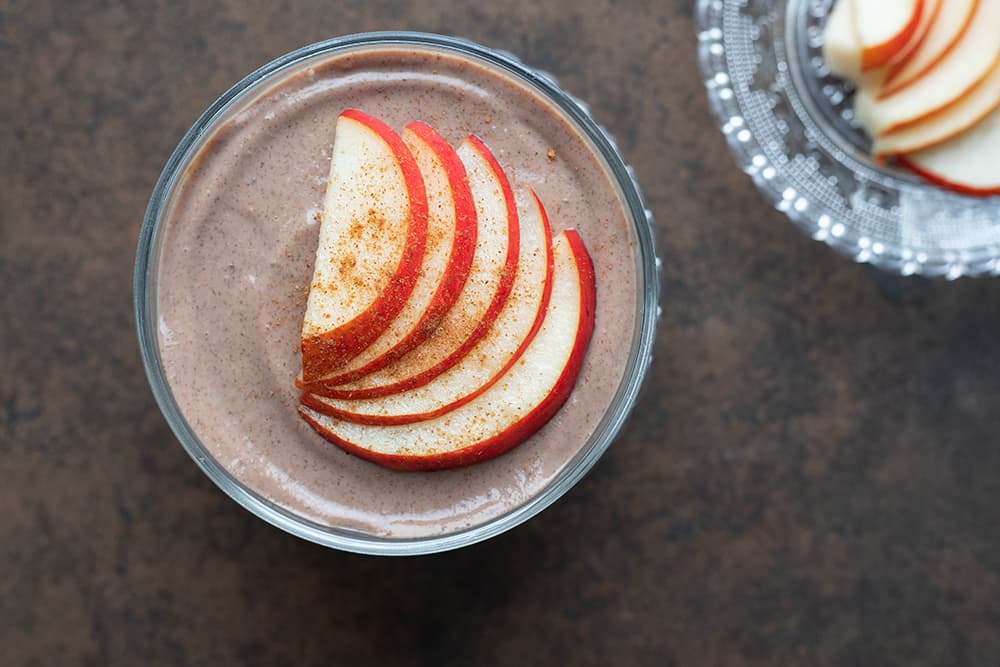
left=3, top=1, right=1000, bottom=665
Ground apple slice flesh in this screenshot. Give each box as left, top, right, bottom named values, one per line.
left=302, top=188, right=554, bottom=425
left=823, top=0, right=862, bottom=80
left=302, top=121, right=477, bottom=386
left=302, top=135, right=519, bottom=399
left=299, top=230, right=597, bottom=471
left=855, top=0, right=1000, bottom=136
left=300, top=109, right=428, bottom=383
left=898, top=107, right=1000, bottom=195
left=880, top=0, right=978, bottom=98
left=853, top=0, right=923, bottom=70
left=875, top=62, right=1000, bottom=156
left=821, top=0, right=894, bottom=89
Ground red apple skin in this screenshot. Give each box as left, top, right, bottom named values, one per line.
left=300, top=189, right=555, bottom=425
left=303, top=121, right=479, bottom=387
left=861, top=0, right=925, bottom=71
left=302, top=133, right=521, bottom=400
left=897, top=155, right=1000, bottom=196
left=300, top=109, right=429, bottom=383
left=298, top=229, right=597, bottom=472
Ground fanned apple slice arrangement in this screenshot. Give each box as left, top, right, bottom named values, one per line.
left=822, top=0, right=1000, bottom=195
left=297, top=109, right=596, bottom=471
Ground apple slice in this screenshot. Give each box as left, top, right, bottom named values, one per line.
left=302, top=134, right=519, bottom=399
left=880, top=0, right=978, bottom=98
left=302, top=188, right=554, bottom=425
left=823, top=0, right=863, bottom=81
left=884, top=0, right=941, bottom=69
left=300, top=109, right=428, bottom=383
left=897, top=107, right=1000, bottom=195
left=298, top=230, right=597, bottom=471
left=853, top=0, right=923, bottom=71
left=301, top=121, right=477, bottom=387
left=855, top=0, right=1000, bottom=137
left=874, top=61, right=1000, bottom=157
left=822, top=0, right=898, bottom=88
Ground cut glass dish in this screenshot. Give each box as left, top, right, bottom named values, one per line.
left=696, top=0, right=1000, bottom=278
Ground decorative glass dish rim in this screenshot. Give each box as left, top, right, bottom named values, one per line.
left=695, top=0, right=1000, bottom=279
left=134, top=31, right=659, bottom=556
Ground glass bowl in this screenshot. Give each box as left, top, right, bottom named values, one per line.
left=134, top=32, right=659, bottom=555
left=696, top=0, right=1000, bottom=278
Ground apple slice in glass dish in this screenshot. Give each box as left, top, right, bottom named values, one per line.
left=854, top=0, right=924, bottom=71
left=854, top=0, right=1000, bottom=137
left=874, top=61, right=1000, bottom=157
left=898, top=107, right=1000, bottom=195
left=878, top=0, right=977, bottom=98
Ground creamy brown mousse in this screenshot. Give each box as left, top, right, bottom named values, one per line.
left=157, top=44, right=639, bottom=538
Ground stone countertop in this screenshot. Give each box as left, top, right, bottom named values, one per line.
left=3, top=1, right=1000, bottom=665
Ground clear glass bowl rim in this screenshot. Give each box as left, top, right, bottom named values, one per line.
left=134, top=31, right=660, bottom=556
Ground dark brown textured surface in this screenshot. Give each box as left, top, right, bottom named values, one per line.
left=3, top=1, right=1000, bottom=665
